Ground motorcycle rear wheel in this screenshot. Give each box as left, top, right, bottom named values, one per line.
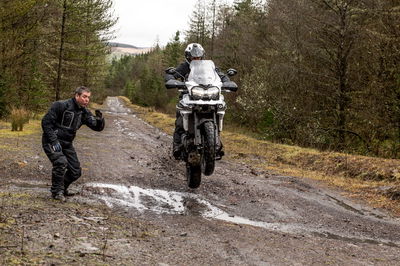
left=186, top=163, right=201, bottom=189
left=202, top=121, right=216, bottom=176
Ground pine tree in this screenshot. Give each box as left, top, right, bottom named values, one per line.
left=0, top=0, right=51, bottom=111
left=163, top=31, right=183, bottom=67
left=186, top=0, right=209, bottom=45
left=49, top=0, right=116, bottom=100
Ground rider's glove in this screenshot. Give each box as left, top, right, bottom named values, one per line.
left=95, top=110, right=102, bottom=119
left=51, top=141, right=62, bottom=152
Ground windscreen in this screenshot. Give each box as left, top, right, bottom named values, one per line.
left=188, top=60, right=221, bottom=85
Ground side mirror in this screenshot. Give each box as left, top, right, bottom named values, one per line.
left=222, top=81, right=238, bottom=92
left=165, top=67, right=176, bottom=75
left=226, top=68, right=237, bottom=77
left=165, top=79, right=186, bottom=89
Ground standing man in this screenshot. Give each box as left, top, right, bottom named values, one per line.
left=42, top=86, right=105, bottom=201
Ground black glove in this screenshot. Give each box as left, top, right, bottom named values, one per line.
left=95, top=110, right=102, bottom=119
left=51, top=141, right=62, bottom=152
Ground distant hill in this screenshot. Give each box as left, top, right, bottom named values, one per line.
left=107, top=42, right=152, bottom=60
left=108, top=42, right=141, bottom=49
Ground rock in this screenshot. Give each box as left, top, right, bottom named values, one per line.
left=83, top=216, right=107, bottom=223
left=70, top=215, right=84, bottom=223
left=77, top=242, right=99, bottom=252
left=250, top=169, right=259, bottom=176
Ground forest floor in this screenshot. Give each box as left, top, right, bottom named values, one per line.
left=0, top=96, right=399, bottom=265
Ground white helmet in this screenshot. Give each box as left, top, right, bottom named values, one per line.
left=185, top=43, right=205, bottom=62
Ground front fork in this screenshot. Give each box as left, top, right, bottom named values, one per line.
left=180, top=111, right=223, bottom=164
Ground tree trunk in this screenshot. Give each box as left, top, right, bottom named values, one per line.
left=55, top=0, right=67, bottom=101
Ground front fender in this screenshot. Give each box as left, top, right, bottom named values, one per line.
left=196, top=113, right=216, bottom=130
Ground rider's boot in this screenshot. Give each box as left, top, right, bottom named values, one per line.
left=52, top=192, right=66, bottom=202
left=215, top=145, right=224, bottom=160
left=173, top=142, right=183, bottom=160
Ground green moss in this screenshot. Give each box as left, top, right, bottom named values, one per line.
left=0, top=192, right=31, bottom=199
left=0, top=144, right=19, bottom=151
left=4, top=253, right=46, bottom=266
left=0, top=217, right=16, bottom=229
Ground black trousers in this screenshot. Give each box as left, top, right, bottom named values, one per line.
left=42, top=140, right=81, bottom=195
left=173, top=111, right=185, bottom=145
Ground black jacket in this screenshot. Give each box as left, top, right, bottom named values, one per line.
left=42, top=98, right=105, bottom=144
left=167, top=61, right=230, bottom=82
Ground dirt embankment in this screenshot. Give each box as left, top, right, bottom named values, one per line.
left=0, top=97, right=399, bottom=265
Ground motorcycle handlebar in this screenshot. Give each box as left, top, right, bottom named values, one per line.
left=165, top=79, right=186, bottom=89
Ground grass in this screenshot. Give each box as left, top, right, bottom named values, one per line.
left=9, top=107, right=30, bottom=132
left=119, top=96, right=400, bottom=216
left=0, top=120, right=41, bottom=138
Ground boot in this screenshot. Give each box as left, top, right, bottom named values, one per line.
left=173, top=142, right=183, bottom=160
left=64, top=181, right=71, bottom=196
left=52, top=192, right=66, bottom=202
left=64, top=189, right=79, bottom=197
left=215, top=146, right=224, bottom=160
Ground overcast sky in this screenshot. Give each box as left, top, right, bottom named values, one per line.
left=111, top=0, right=233, bottom=48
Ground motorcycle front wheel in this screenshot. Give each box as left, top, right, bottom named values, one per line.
left=186, top=163, right=201, bottom=189
left=201, top=121, right=216, bottom=176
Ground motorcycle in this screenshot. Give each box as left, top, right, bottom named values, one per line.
left=165, top=60, right=238, bottom=188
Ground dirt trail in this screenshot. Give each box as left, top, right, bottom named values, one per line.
left=1, top=96, right=399, bottom=265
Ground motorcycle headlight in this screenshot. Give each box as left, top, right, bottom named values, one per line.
left=191, top=86, right=220, bottom=100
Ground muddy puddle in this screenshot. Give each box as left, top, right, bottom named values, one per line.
left=84, top=183, right=400, bottom=247
left=105, top=97, right=132, bottom=115
left=86, top=183, right=281, bottom=229
left=113, top=119, right=163, bottom=146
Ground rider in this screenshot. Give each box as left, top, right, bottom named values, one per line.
left=166, top=43, right=230, bottom=160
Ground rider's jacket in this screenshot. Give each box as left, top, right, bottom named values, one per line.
left=41, top=98, right=105, bottom=144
